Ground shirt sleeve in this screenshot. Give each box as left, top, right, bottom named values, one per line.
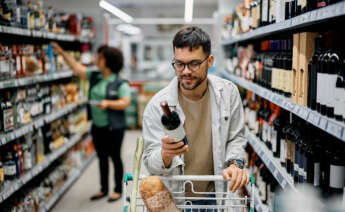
left=118, top=82, right=131, bottom=98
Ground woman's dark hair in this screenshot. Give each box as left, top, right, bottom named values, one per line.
left=97, top=45, right=124, bottom=74
left=173, top=26, right=211, bottom=55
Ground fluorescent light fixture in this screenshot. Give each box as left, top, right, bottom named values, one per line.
left=116, top=24, right=141, bottom=35
left=184, top=0, right=194, bottom=23
left=99, top=0, right=133, bottom=23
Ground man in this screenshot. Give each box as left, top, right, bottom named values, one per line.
left=142, top=26, right=249, bottom=207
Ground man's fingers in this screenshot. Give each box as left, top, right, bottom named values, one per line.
left=246, top=171, right=250, bottom=185
left=164, top=145, right=188, bottom=155
left=162, top=141, right=185, bottom=150
left=229, top=169, right=237, bottom=191
left=239, top=171, right=248, bottom=189
left=222, top=169, right=231, bottom=182
left=232, top=170, right=243, bottom=192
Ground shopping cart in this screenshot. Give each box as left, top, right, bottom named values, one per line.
left=124, top=138, right=255, bottom=212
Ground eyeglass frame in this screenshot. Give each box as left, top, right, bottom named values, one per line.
left=171, top=54, right=210, bottom=72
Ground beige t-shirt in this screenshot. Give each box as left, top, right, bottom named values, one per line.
left=178, top=87, right=214, bottom=198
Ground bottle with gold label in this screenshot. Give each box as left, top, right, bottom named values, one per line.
left=0, top=155, right=4, bottom=191
left=28, top=0, right=35, bottom=30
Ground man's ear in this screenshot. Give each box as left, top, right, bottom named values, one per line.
left=208, top=55, right=214, bottom=69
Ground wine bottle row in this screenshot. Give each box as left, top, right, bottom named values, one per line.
left=224, top=30, right=345, bottom=123
left=0, top=0, right=95, bottom=38
left=2, top=136, right=94, bottom=211
left=0, top=108, right=88, bottom=193
left=222, top=0, right=343, bottom=39
left=243, top=90, right=345, bottom=200
left=0, top=79, right=87, bottom=134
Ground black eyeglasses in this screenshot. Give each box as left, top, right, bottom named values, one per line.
left=171, top=55, right=209, bottom=72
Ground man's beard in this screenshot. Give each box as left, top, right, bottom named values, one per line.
left=178, top=71, right=207, bottom=90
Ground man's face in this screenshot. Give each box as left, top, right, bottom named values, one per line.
left=173, top=46, right=213, bottom=90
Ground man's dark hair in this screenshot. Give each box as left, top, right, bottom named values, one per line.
left=173, top=26, right=211, bottom=55
left=97, top=45, right=124, bottom=74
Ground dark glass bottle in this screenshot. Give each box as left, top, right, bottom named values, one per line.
left=308, top=37, right=323, bottom=110
left=326, top=50, right=341, bottom=118
left=328, top=148, right=345, bottom=197
left=334, top=64, right=344, bottom=121
left=4, top=151, right=16, bottom=181
left=160, top=101, right=188, bottom=145
left=317, top=0, right=327, bottom=8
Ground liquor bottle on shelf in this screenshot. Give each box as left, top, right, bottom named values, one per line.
left=4, top=151, right=17, bottom=181
left=328, top=147, right=345, bottom=198
left=28, top=0, right=35, bottom=30
left=308, top=36, right=323, bottom=110
left=160, top=101, right=188, bottom=145
left=268, top=103, right=280, bottom=152
left=262, top=100, right=271, bottom=148
left=34, top=129, right=45, bottom=163
left=22, top=143, right=33, bottom=171
left=334, top=62, right=344, bottom=122
left=13, top=142, right=23, bottom=178
left=261, top=0, right=270, bottom=26
left=1, top=91, right=15, bottom=133
left=0, top=155, right=4, bottom=191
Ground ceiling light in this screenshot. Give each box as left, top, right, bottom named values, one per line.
left=184, top=0, right=194, bottom=23
left=116, top=24, right=141, bottom=35
left=99, top=0, right=133, bottom=23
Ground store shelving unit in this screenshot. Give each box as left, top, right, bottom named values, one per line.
left=0, top=71, right=74, bottom=89
left=0, top=25, right=93, bottom=43
left=222, top=1, right=345, bottom=45
left=221, top=71, right=345, bottom=142
left=39, top=152, right=96, bottom=212
left=0, top=100, right=87, bottom=147
left=0, top=128, right=92, bottom=204
left=245, top=127, right=297, bottom=193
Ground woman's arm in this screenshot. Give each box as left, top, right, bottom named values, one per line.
left=99, top=98, right=131, bottom=110
left=51, top=42, right=87, bottom=80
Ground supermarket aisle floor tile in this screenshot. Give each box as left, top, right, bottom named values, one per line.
left=52, top=130, right=146, bottom=212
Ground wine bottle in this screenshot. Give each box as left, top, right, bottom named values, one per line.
left=328, top=149, right=345, bottom=197
left=308, top=37, right=323, bottom=110
left=334, top=65, right=344, bottom=121
left=160, top=101, right=188, bottom=145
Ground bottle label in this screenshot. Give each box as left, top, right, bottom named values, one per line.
left=3, top=108, right=14, bottom=132
left=334, top=87, right=343, bottom=116
left=4, top=164, right=16, bottom=176
left=262, top=0, right=269, bottom=22
left=316, top=73, right=322, bottom=104
left=314, top=162, right=320, bottom=186
left=164, top=124, right=186, bottom=143
left=342, top=90, right=345, bottom=119
left=330, top=164, right=345, bottom=188
left=280, top=139, right=286, bottom=163
left=262, top=121, right=269, bottom=142
left=24, top=153, right=32, bottom=170
left=271, top=128, right=277, bottom=153
left=0, top=168, right=4, bottom=182
left=327, top=75, right=337, bottom=107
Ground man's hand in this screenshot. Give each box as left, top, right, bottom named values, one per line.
left=98, top=100, right=109, bottom=110
left=51, top=42, right=64, bottom=54
left=161, top=136, right=188, bottom=168
left=222, top=164, right=250, bottom=193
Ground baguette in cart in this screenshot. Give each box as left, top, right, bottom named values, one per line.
left=124, top=138, right=255, bottom=212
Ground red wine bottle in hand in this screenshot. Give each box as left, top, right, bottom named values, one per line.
left=160, top=101, right=188, bottom=145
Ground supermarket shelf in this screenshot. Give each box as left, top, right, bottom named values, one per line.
left=0, top=131, right=92, bottom=204
left=222, top=1, right=345, bottom=45
left=0, top=25, right=94, bottom=43
left=0, top=71, right=74, bottom=90
left=221, top=71, right=345, bottom=142
left=0, top=100, right=87, bottom=147
left=245, top=127, right=297, bottom=192
left=246, top=184, right=270, bottom=212
left=41, top=152, right=96, bottom=212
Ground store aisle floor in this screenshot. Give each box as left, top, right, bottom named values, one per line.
left=52, top=130, right=146, bottom=212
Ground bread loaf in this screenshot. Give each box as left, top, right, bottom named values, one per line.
left=140, top=176, right=179, bottom=212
